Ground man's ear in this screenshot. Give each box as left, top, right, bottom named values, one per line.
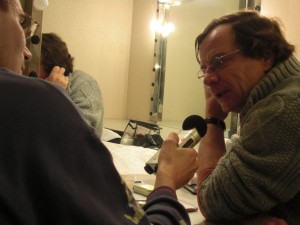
left=263, top=57, right=274, bottom=72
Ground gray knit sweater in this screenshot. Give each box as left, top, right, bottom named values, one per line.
left=199, top=56, right=300, bottom=225
left=66, top=70, right=104, bottom=137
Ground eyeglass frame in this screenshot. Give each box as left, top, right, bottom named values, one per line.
left=3, top=0, right=40, bottom=40
left=197, top=49, right=240, bottom=79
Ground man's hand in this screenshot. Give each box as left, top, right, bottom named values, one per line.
left=204, top=85, right=228, bottom=120
left=239, top=214, right=287, bottom=225
left=45, top=66, right=69, bottom=90
left=154, top=133, right=198, bottom=190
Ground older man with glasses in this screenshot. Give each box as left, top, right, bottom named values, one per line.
left=0, top=1, right=200, bottom=224
left=195, top=10, right=300, bottom=225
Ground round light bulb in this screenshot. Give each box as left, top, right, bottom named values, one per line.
left=33, top=0, right=49, bottom=11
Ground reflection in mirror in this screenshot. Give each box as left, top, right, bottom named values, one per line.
left=151, top=0, right=261, bottom=135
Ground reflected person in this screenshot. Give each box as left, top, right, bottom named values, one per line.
left=0, top=0, right=198, bottom=224
left=195, top=11, right=299, bottom=224
left=39, top=33, right=104, bottom=137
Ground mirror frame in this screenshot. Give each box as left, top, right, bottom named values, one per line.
left=150, top=1, right=168, bottom=122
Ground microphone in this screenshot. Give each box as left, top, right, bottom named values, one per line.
left=144, top=115, right=207, bottom=174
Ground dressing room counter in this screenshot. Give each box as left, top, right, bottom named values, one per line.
left=103, top=119, right=236, bottom=225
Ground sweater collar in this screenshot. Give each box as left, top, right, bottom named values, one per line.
left=240, top=55, right=300, bottom=119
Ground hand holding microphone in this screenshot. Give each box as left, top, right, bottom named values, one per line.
left=154, top=132, right=199, bottom=190
left=144, top=115, right=207, bottom=174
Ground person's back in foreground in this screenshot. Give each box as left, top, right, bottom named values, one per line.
left=0, top=0, right=197, bottom=224
left=195, top=10, right=300, bottom=225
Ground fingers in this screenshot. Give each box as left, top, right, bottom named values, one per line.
left=204, top=86, right=228, bottom=119
left=45, top=66, right=68, bottom=89
left=49, top=66, right=65, bottom=77
left=161, top=132, right=179, bottom=148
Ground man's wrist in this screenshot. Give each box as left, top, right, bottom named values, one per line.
left=205, top=117, right=226, bottom=131
left=154, top=169, right=176, bottom=190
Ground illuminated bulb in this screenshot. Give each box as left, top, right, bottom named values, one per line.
left=151, top=20, right=175, bottom=37
left=155, top=64, right=161, bottom=70
left=33, top=0, right=49, bottom=11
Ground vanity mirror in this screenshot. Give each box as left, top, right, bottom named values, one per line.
left=20, top=0, right=261, bottom=134
left=150, top=0, right=261, bottom=133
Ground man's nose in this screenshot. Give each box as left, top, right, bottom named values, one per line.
left=24, top=47, right=32, bottom=62
left=203, top=70, right=219, bottom=85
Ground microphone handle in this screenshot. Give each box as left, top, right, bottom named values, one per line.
left=144, top=129, right=200, bottom=174
left=178, top=129, right=200, bottom=148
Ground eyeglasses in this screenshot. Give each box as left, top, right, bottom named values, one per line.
left=198, top=49, right=240, bottom=79
left=21, top=14, right=39, bottom=40
left=4, top=0, right=40, bottom=40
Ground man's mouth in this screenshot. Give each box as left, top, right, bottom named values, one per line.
left=216, top=90, right=227, bottom=98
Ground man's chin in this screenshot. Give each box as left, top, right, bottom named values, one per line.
left=220, top=104, right=231, bottom=114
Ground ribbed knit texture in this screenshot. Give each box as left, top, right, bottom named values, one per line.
left=66, top=70, right=104, bottom=137
left=199, top=56, right=300, bottom=225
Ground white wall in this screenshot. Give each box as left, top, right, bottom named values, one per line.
left=42, top=0, right=157, bottom=123
left=261, top=0, right=300, bottom=58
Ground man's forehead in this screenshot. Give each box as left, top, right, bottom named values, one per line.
left=199, top=25, right=235, bottom=55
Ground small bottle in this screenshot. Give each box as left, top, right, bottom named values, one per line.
left=227, top=129, right=231, bottom=139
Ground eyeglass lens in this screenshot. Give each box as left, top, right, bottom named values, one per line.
left=25, top=22, right=39, bottom=39
left=22, top=16, right=39, bottom=39
left=198, top=57, right=222, bottom=79
left=198, top=49, right=239, bottom=79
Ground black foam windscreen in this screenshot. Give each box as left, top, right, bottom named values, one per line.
left=182, top=115, right=207, bottom=137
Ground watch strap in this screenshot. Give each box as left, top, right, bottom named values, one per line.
left=205, top=117, right=226, bottom=131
